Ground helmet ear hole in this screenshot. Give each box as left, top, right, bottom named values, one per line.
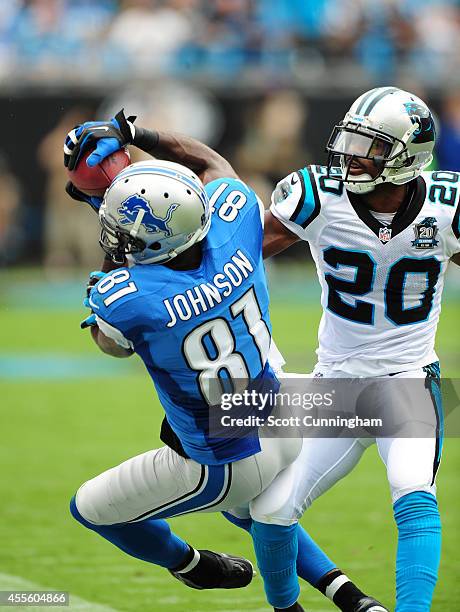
left=150, top=242, right=161, bottom=251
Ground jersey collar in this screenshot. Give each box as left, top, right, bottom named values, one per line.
left=346, top=176, right=426, bottom=242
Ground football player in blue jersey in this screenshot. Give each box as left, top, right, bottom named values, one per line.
left=64, top=112, right=387, bottom=612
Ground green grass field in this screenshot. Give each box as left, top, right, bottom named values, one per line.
left=1, top=269, right=459, bottom=611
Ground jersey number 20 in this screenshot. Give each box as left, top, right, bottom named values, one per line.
left=324, top=247, right=441, bottom=326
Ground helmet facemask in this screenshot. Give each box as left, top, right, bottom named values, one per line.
left=99, top=212, right=147, bottom=264
left=326, top=121, right=417, bottom=194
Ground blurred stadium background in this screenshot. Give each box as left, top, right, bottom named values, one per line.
left=1, top=1, right=459, bottom=610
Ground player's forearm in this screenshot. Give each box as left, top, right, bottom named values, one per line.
left=134, top=127, right=238, bottom=184
left=90, top=326, right=133, bottom=358
left=156, top=131, right=220, bottom=171
left=263, top=211, right=300, bottom=258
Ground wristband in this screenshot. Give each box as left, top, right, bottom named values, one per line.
left=133, top=127, right=160, bottom=154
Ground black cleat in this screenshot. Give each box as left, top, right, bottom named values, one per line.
left=169, top=550, right=254, bottom=590
left=354, top=597, right=389, bottom=612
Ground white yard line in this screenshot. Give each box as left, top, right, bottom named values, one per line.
left=0, top=573, right=118, bottom=611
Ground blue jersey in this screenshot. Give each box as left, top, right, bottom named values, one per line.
left=89, top=178, right=275, bottom=465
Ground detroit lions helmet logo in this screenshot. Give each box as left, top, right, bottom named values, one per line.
left=404, top=102, right=436, bottom=144
left=118, top=195, right=179, bottom=237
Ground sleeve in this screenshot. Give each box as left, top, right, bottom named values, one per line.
left=205, top=176, right=266, bottom=251
left=206, top=177, right=264, bottom=224
left=88, top=268, right=141, bottom=347
left=270, top=167, right=321, bottom=241
left=95, top=316, right=134, bottom=350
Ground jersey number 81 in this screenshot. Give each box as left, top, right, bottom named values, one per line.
left=182, top=287, right=270, bottom=405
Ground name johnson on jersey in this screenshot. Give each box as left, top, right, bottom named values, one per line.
left=164, top=249, right=254, bottom=327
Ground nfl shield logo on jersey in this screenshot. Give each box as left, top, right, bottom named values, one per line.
left=379, top=226, right=392, bottom=243
left=412, top=217, right=439, bottom=249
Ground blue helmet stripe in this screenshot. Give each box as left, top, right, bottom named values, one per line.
left=114, top=165, right=201, bottom=192
left=112, top=165, right=209, bottom=210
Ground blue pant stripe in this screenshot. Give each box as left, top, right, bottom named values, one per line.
left=171, top=464, right=233, bottom=518
left=154, top=464, right=229, bottom=519
left=131, top=464, right=230, bottom=521
left=127, top=464, right=207, bottom=522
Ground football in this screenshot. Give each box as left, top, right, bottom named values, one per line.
left=67, top=147, right=131, bottom=197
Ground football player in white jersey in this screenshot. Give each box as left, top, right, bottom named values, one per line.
left=263, top=87, right=458, bottom=611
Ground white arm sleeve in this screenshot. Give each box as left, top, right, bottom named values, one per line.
left=96, top=316, right=134, bottom=350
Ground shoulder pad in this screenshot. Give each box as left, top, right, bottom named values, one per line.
left=206, top=177, right=261, bottom=224
left=271, top=166, right=321, bottom=230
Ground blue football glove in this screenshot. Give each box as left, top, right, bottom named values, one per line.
left=65, top=181, right=103, bottom=213
left=81, top=271, right=107, bottom=329
left=63, top=109, right=136, bottom=171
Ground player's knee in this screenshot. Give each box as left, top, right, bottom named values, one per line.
left=70, top=494, right=97, bottom=529
left=71, top=481, right=118, bottom=527
left=249, top=460, right=306, bottom=525
left=388, top=464, right=435, bottom=503
left=250, top=488, right=302, bottom=526
left=390, top=479, right=436, bottom=504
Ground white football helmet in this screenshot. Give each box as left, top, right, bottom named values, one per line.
left=99, top=160, right=211, bottom=264
left=326, top=87, right=436, bottom=194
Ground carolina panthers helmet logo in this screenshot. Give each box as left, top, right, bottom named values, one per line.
left=118, top=195, right=179, bottom=237
left=404, top=102, right=436, bottom=144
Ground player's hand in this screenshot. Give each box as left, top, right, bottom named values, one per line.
left=65, top=181, right=103, bottom=213
left=85, top=270, right=106, bottom=299
left=64, top=109, right=136, bottom=171
left=81, top=271, right=107, bottom=329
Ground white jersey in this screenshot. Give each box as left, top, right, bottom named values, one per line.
left=271, top=165, right=460, bottom=375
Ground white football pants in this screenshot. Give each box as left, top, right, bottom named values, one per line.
left=75, top=434, right=302, bottom=526
left=245, top=364, right=443, bottom=526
